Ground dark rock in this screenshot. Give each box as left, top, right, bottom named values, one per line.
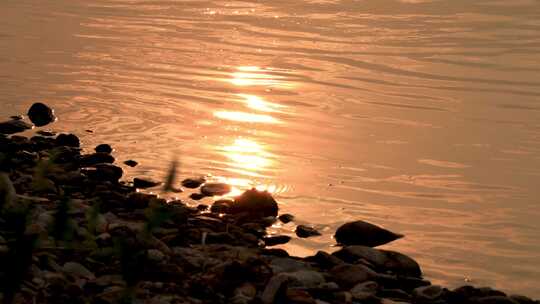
left=260, top=248, right=290, bottom=257
left=333, top=245, right=422, bottom=277
left=295, top=225, right=321, bottom=238
left=279, top=213, right=295, bottom=223
left=329, top=264, right=378, bottom=289
left=10, top=115, right=23, bottom=120
left=123, top=160, right=138, bottom=167
left=80, top=153, right=115, bottom=166
left=304, top=251, right=343, bottom=269
left=379, top=288, right=411, bottom=301
left=229, top=188, right=279, bottom=218
left=36, top=130, right=56, bottom=137
left=190, top=193, right=206, bottom=200
left=127, top=192, right=158, bottom=209
left=413, top=285, right=444, bottom=302
left=95, top=144, right=113, bottom=154
left=197, top=204, right=209, bottom=211
left=509, top=295, right=536, bottom=304
left=85, top=163, right=123, bottom=182
left=285, top=288, right=317, bottom=304
left=27, top=102, right=56, bottom=126
left=0, top=119, right=32, bottom=134
left=472, top=296, right=520, bottom=304
left=201, top=182, right=231, bottom=196
left=334, top=220, right=404, bottom=247
left=56, top=133, right=80, bottom=147
left=264, top=235, right=291, bottom=246
left=182, top=177, right=206, bottom=189
left=133, top=177, right=161, bottom=189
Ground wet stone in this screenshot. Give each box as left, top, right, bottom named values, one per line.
left=296, top=225, right=321, bottom=238
left=80, top=152, right=115, bottom=167
left=334, top=220, right=404, bottom=247
left=182, top=177, right=206, bottom=189
left=279, top=213, right=295, bottom=224
left=36, top=130, right=56, bottom=137
left=124, top=159, right=138, bottom=167
left=95, top=143, right=113, bottom=154
left=264, top=235, right=292, bottom=246
left=229, top=188, right=279, bottom=218
left=56, top=133, right=80, bottom=147
left=201, top=182, right=232, bottom=196
left=27, top=102, right=56, bottom=126
left=133, top=177, right=161, bottom=189
left=0, top=119, right=32, bottom=134
left=190, top=193, right=206, bottom=200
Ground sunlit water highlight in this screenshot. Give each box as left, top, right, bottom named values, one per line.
left=1, top=0, right=540, bottom=297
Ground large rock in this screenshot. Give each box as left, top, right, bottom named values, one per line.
left=329, top=264, right=378, bottom=289
left=0, top=119, right=32, bottom=134
left=27, top=102, right=56, bottom=126
left=333, top=245, right=422, bottom=277
left=56, top=133, right=80, bottom=147
left=230, top=188, right=279, bottom=217
left=334, top=220, right=403, bottom=247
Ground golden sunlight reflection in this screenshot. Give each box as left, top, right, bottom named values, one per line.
left=229, top=66, right=294, bottom=88
left=238, top=94, right=286, bottom=113
left=220, top=138, right=273, bottom=174
left=214, top=111, right=280, bottom=123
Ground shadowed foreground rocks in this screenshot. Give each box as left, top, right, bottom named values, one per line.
left=0, top=104, right=538, bottom=304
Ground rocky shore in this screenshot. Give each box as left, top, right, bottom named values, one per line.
left=0, top=103, right=538, bottom=304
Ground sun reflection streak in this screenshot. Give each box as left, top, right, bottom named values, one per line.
left=238, top=94, right=286, bottom=113
left=229, top=66, right=294, bottom=88
left=214, top=111, right=280, bottom=123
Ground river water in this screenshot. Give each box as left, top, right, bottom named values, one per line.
left=1, top=0, right=540, bottom=297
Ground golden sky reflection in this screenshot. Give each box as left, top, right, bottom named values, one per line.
left=213, top=111, right=280, bottom=123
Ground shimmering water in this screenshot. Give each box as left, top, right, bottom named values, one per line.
left=1, top=0, right=540, bottom=297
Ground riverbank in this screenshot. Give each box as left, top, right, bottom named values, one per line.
left=0, top=104, right=538, bottom=304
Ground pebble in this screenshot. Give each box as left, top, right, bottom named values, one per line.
left=264, top=235, right=292, bottom=246
left=133, top=177, right=161, bottom=189
left=200, top=182, right=232, bottom=196
left=329, top=264, right=377, bottom=289
left=56, top=133, right=80, bottom=147
left=27, top=102, right=56, bottom=126
left=279, top=213, right=295, bottom=223
left=296, top=225, right=321, bottom=238
left=190, top=193, right=206, bottom=200
left=95, top=143, right=113, bottom=154
left=62, top=262, right=96, bottom=280
left=181, top=177, right=206, bottom=189
left=124, top=159, right=138, bottom=167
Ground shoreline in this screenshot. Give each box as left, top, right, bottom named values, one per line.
left=0, top=104, right=538, bottom=304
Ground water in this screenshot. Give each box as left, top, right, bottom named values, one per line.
left=1, top=0, right=540, bottom=297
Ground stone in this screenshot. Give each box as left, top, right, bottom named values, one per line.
left=351, top=281, right=379, bottom=301
left=285, top=270, right=326, bottom=288
left=182, top=177, right=205, bottom=189
left=261, top=273, right=293, bottom=304
left=190, top=193, right=206, bottom=200
left=134, top=177, right=161, bottom=189
left=509, top=295, right=536, bottom=304
left=264, top=235, right=291, bottom=246
left=224, top=188, right=279, bottom=218
left=124, top=159, right=138, bottom=167
left=201, top=182, right=232, bottom=196
left=279, top=213, right=295, bottom=223
left=62, top=262, right=96, bottom=280
left=304, top=251, right=343, bottom=269
left=147, top=249, right=166, bottom=263
left=296, top=225, right=321, bottom=238
left=95, top=144, right=113, bottom=154
left=27, top=102, right=56, bottom=126
left=413, top=285, right=444, bottom=302
left=80, top=152, right=115, bottom=166
left=472, top=296, right=520, bottom=304
left=333, top=246, right=422, bottom=277
left=270, top=257, right=311, bottom=273
left=285, top=288, right=317, bottom=304
left=56, top=133, right=80, bottom=147
left=86, top=163, right=123, bottom=182
left=334, top=220, right=404, bottom=247
left=36, top=130, right=56, bottom=136
left=0, top=119, right=32, bottom=134
left=329, top=264, right=378, bottom=289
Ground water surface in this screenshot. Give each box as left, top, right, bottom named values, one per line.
left=1, top=0, right=540, bottom=297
